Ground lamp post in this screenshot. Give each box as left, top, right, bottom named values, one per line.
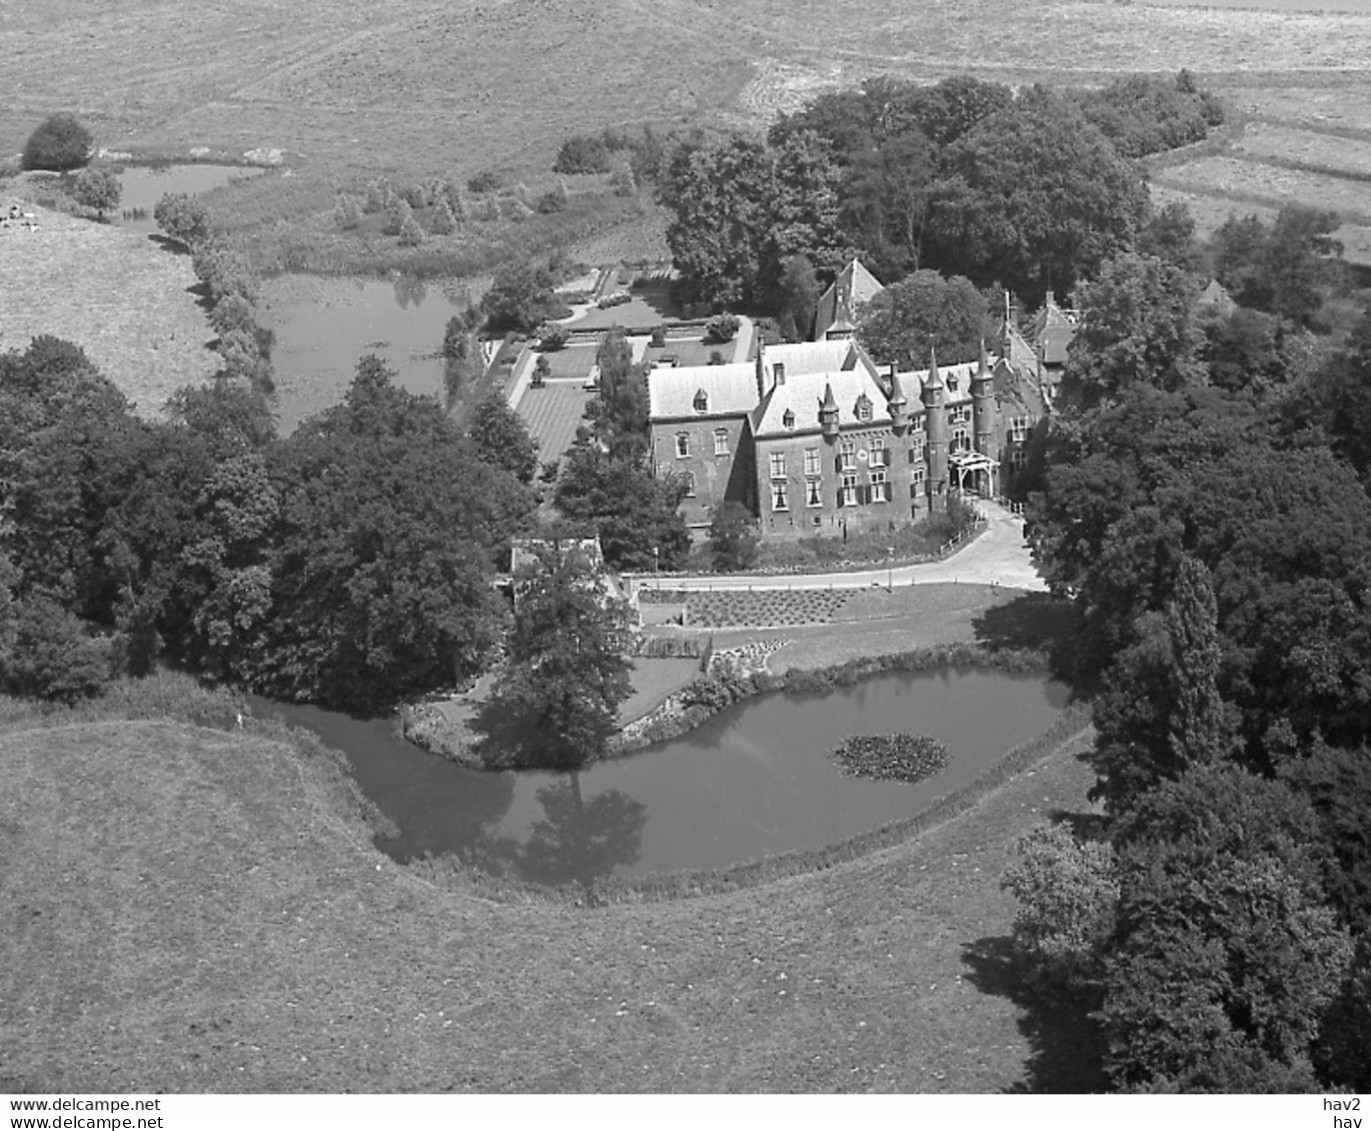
left=653, top=545, right=659, bottom=592
left=887, top=545, right=895, bottom=593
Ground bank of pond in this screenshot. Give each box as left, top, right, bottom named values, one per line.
left=255, top=664, right=1072, bottom=890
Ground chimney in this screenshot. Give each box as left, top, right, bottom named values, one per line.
left=774, top=362, right=785, bottom=386
left=755, top=340, right=766, bottom=399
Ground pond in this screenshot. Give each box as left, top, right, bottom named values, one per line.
left=110, top=163, right=269, bottom=232
left=261, top=275, right=484, bottom=432
left=255, top=668, right=1068, bottom=886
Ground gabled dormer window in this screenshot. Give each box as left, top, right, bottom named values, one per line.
left=693, top=389, right=709, bottom=414
left=855, top=393, right=873, bottom=422
left=782, top=408, right=795, bottom=430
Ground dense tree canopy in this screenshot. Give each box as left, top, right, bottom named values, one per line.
left=856, top=269, right=991, bottom=366
left=662, top=73, right=1210, bottom=313
left=928, top=92, right=1148, bottom=300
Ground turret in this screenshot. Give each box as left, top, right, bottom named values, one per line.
left=888, top=365, right=908, bottom=432
left=819, top=381, right=840, bottom=441
left=921, top=345, right=947, bottom=507
left=972, top=339, right=996, bottom=458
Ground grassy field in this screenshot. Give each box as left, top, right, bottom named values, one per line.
left=0, top=696, right=1099, bottom=1093
left=7, top=0, right=1371, bottom=275
left=0, top=198, right=218, bottom=415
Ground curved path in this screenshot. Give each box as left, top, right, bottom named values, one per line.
left=647, top=500, right=1046, bottom=592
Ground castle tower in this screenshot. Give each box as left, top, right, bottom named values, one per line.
left=972, top=339, right=996, bottom=456
left=972, top=340, right=998, bottom=498
left=819, top=381, right=840, bottom=441
left=921, top=345, right=947, bottom=508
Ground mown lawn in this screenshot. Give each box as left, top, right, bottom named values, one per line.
left=0, top=703, right=1098, bottom=1093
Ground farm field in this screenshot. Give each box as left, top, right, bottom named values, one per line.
left=7, top=1, right=1371, bottom=272
left=0, top=200, right=218, bottom=416
left=1153, top=154, right=1371, bottom=223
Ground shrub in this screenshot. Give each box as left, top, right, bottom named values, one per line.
left=69, top=166, right=120, bottom=217
left=532, top=356, right=551, bottom=386
left=154, top=193, right=214, bottom=248
left=22, top=113, right=92, bottom=171
left=467, top=169, right=503, bottom=194
left=704, top=312, right=740, bottom=344
left=400, top=182, right=429, bottom=208
left=554, top=135, right=611, bottom=174
left=362, top=179, right=389, bottom=213
left=649, top=326, right=667, bottom=348
left=537, top=188, right=567, bottom=214
left=427, top=197, right=456, bottom=235
left=708, top=350, right=726, bottom=365
left=539, top=328, right=568, bottom=351
left=333, top=194, right=363, bottom=230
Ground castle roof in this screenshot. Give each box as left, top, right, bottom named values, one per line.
left=890, top=360, right=982, bottom=402
left=814, top=258, right=885, bottom=340
left=1196, top=279, right=1238, bottom=318
left=753, top=365, right=891, bottom=437
left=647, top=362, right=757, bottom=420
left=1028, top=291, right=1078, bottom=367
left=761, top=338, right=870, bottom=380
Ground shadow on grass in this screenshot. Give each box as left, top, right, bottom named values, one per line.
left=960, top=935, right=1108, bottom=1094
left=972, top=593, right=1088, bottom=689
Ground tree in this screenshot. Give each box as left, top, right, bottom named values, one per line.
left=1059, top=252, right=1206, bottom=411
left=427, top=196, right=456, bottom=234
left=256, top=357, right=534, bottom=710
left=0, top=593, right=110, bottom=702
left=554, top=441, right=690, bottom=572
left=856, top=269, right=990, bottom=366
left=70, top=167, right=121, bottom=219
left=1001, top=823, right=1119, bottom=997
left=397, top=212, right=425, bottom=247
left=481, top=262, right=568, bottom=335
left=154, top=193, right=215, bottom=249
left=1213, top=206, right=1344, bottom=327
left=662, top=133, right=775, bottom=309
left=585, top=329, right=649, bottom=460
left=1101, top=764, right=1353, bottom=1092
left=928, top=92, right=1148, bottom=300
left=773, top=253, right=820, bottom=341
left=467, top=392, right=540, bottom=484
left=709, top=501, right=759, bottom=572
left=22, top=112, right=92, bottom=171
left=478, top=542, right=633, bottom=769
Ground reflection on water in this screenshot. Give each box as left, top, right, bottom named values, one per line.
left=261, top=277, right=473, bottom=432
left=256, top=669, right=1067, bottom=885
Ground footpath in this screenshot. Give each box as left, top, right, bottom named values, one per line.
left=644, top=500, right=1046, bottom=593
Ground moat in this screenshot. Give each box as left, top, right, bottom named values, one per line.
left=256, top=667, right=1068, bottom=886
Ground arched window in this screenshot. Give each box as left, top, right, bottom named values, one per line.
left=682, top=471, right=697, bottom=496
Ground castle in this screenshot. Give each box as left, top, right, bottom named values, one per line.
left=648, top=270, right=1050, bottom=541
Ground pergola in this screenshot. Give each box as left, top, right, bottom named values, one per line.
left=948, top=449, right=1000, bottom=497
